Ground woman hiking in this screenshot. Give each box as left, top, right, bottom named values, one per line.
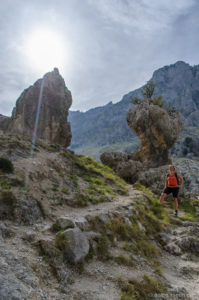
left=160, top=165, right=183, bottom=217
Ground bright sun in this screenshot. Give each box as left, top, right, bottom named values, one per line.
left=25, top=29, right=65, bottom=73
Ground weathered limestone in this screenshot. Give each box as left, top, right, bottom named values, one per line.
left=126, top=99, right=183, bottom=167
left=0, top=68, right=72, bottom=147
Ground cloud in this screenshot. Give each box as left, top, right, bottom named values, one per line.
left=0, top=0, right=199, bottom=114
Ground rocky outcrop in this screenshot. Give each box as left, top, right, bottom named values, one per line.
left=126, top=99, right=183, bottom=167
left=0, top=114, right=11, bottom=131
left=100, top=152, right=170, bottom=193
left=100, top=152, right=142, bottom=183
left=1, top=68, right=72, bottom=147
left=58, top=227, right=90, bottom=264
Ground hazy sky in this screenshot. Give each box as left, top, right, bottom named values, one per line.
left=0, top=0, right=199, bottom=116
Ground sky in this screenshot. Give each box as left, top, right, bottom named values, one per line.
left=0, top=0, right=199, bottom=116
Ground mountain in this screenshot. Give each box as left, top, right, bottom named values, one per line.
left=69, top=61, right=199, bottom=152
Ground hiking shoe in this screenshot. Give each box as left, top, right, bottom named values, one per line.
left=174, top=210, right=178, bottom=217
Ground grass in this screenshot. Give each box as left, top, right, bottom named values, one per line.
left=178, top=198, right=197, bottom=222
left=55, top=231, right=67, bottom=251
left=51, top=184, right=59, bottom=192
left=61, top=187, right=70, bottom=194
left=96, top=234, right=110, bottom=260
left=62, top=151, right=128, bottom=194
left=120, top=274, right=166, bottom=300
left=51, top=223, right=62, bottom=233
left=70, top=175, right=78, bottom=187
left=115, top=254, right=134, bottom=267
left=75, top=193, right=88, bottom=207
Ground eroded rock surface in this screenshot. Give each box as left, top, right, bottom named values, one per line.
left=126, top=99, right=183, bottom=167
left=0, top=68, right=72, bottom=147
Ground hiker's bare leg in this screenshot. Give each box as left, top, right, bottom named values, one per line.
left=160, top=193, right=166, bottom=205
left=173, top=197, right=178, bottom=211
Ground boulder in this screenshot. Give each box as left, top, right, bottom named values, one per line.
left=165, top=242, right=182, bottom=255
left=126, top=99, right=183, bottom=167
left=100, top=152, right=142, bottom=183
left=74, top=217, right=89, bottom=231
left=177, top=237, right=199, bottom=254
left=56, top=217, right=75, bottom=229
left=61, top=227, right=90, bottom=263
left=15, top=198, right=42, bottom=225
left=1, top=68, right=72, bottom=147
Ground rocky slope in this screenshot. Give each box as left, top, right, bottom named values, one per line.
left=69, top=61, right=199, bottom=151
left=0, top=132, right=199, bottom=299
left=0, top=68, right=72, bottom=147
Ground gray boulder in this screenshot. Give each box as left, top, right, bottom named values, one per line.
left=177, top=237, right=199, bottom=254
left=100, top=152, right=142, bottom=183
left=61, top=227, right=90, bottom=263
left=56, top=217, right=75, bottom=229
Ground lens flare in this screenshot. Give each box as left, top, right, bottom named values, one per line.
left=25, top=28, right=65, bottom=72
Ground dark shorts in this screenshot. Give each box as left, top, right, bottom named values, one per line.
left=163, top=187, right=179, bottom=198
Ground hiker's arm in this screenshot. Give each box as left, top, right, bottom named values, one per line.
left=178, top=174, right=183, bottom=187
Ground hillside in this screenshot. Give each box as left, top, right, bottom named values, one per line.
left=1, top=131, right=199, bottom=299
left=69, top=61, right=199, bottom=154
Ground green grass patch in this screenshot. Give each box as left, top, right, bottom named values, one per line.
left=96, top=234, right=110, bottom=260
left=179, top=198, right=197, bottom=222
left=115, top=254, right=134, bottom=266
left=70, top=175, right=78, bottom=187
left=75, top=193, right=88, bottom=207
left=61, top=187, right=70, bottom=194
left=62, top=151, right=128, bottom=193
left=121, top=274, right=166, bottom=300
left=51, top=223, right=62, bottom=233
left=55, top=231, right=67, bottom=251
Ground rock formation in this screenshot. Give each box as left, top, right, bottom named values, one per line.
left=126, top=99, right=183, bottom=167
left=0, top=68, right=72, bottom=147
left=69, top=61, right=199, bottom=153
left=101, top=99, right=183, bottom=191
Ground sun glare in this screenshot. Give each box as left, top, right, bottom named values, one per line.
left=25, top=29, right=65, bottom=73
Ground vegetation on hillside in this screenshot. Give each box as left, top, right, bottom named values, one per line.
left=130, top=81, right=163, bottom=107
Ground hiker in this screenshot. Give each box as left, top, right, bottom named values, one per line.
left=160, top=165, right=183, bottom=217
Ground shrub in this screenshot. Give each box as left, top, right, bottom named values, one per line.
left=0, top=157, right=14, bottom=173
left=121, top=274, right=165, bottom=300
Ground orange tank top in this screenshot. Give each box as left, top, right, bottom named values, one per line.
left=167, top=173, right=178, bottom=188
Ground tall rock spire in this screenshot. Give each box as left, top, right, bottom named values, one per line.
left=2, top=69, right=72, bottom=147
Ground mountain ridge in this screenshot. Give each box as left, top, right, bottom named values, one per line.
left=69, top=61, right=199, bottom=150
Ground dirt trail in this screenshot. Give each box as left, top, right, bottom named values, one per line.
left=53, top=186, right=142, bottom=220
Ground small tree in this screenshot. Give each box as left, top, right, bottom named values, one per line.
left=142, top=81, right=155, bottom=99
left=130, top=81, right=163, bottom=107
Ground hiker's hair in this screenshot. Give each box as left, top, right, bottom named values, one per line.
left=169, top=165, right=175, bottom=170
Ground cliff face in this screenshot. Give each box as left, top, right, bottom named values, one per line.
left=1, top=68, right=72, bottom=147
left=69, top=61, right=199, bottom=150
left=126, top=99, right=183, bottom=167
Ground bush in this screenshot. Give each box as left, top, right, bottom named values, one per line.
left=0, top=157, right=14, bottom=173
